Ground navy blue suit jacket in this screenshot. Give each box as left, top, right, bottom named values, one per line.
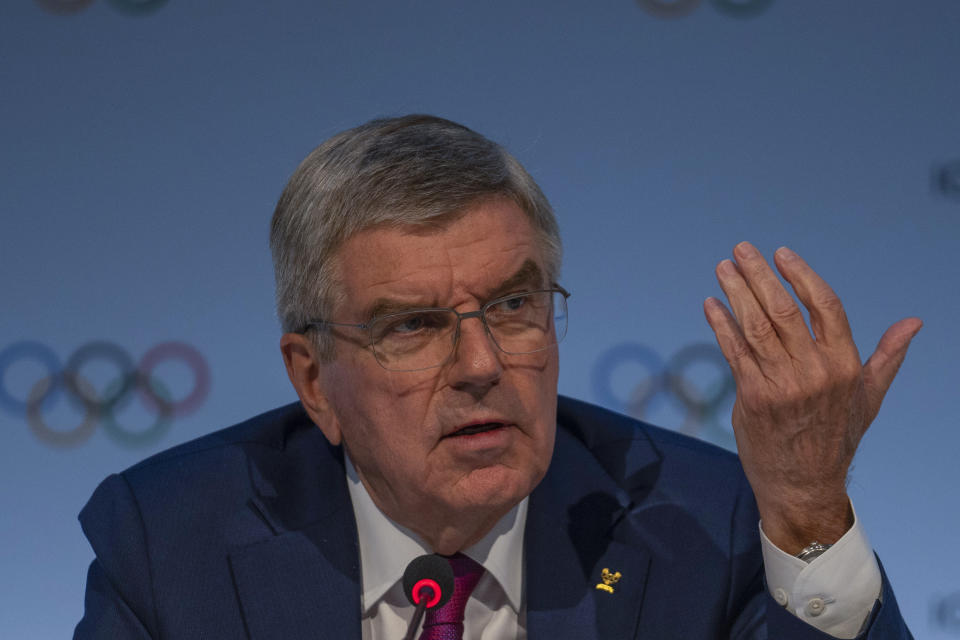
left=75, top=397, right=912, bottom=639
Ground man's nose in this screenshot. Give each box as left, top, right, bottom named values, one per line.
left=447, top=314, right=503, bottom=392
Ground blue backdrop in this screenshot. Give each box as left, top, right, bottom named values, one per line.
left=2, top=1, right=958, bottom=636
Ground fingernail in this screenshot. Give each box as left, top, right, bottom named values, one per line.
left=735, top=241, right=759, bottom=258
left=719, top=259, right=737, bottom=275
left=776, top=246, right=797, bottom=261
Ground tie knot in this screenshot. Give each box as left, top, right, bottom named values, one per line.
left=419, top=553, right=485, bottom=640
left=448, top=553, right=485, bottom=584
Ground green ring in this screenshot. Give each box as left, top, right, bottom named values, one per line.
left=100, top=374, right=173, bottom=447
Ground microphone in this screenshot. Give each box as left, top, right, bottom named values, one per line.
left=402, top=554, right=454, bottom=640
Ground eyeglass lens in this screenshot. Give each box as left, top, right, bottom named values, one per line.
left=370, top=290, right=568, bottom=371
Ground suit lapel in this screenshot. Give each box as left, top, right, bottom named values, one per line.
left=526, top=419, right=655, bottom=640
left=228, top=421, right=362, bottom=640
left=229, top=518, right=361, bottom=640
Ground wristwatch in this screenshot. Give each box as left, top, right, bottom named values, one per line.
left=796, top=541, right=832, bottom=563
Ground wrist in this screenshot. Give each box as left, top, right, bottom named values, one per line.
left=758, top=494, right=853, bottom=555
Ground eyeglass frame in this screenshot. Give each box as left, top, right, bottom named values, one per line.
left=298, top=284, right=571, bottom=372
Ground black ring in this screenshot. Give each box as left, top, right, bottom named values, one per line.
left=64, top=341, right=137, bottom=412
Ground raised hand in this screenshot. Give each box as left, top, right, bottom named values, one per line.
left=703, top=242, right=922, bottom=553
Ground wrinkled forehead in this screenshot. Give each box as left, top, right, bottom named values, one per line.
left=329, top=201, right=548, bottom=315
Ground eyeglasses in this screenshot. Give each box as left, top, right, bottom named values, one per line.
left=303, top=286, right=570, bottom=372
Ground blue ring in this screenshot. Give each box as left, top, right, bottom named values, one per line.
left=0, top=341, right=62, bottom=415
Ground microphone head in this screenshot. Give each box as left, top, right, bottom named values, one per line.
left=402, top=554, right=454, bottom=609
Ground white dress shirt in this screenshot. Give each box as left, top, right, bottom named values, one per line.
left=346, top=456, right=881, bottom=640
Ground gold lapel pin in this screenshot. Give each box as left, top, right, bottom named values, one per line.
left=595, top=568, right=622, bottom=593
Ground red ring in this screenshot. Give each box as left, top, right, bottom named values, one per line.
left=138, top=341, right=211, bottom=417
left=412, top=579, right=442, bottom=608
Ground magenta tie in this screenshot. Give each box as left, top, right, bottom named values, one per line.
left=418, top=553, right=485, bottom=640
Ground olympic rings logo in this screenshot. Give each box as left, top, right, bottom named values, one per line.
left=0, top=341, right=210, bottom=448
left=35, top=0, right=168, bottom=16
left=591, top=342, right=736, bottom=449
left=636, top=0, right=773, bottom=20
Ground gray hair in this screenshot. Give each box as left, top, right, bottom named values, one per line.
left=269, top=114, right=562, bottom=357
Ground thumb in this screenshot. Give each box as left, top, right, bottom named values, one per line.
left=862, top=317, right=923, bottom=423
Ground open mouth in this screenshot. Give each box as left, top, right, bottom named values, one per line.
left=447, top=422, right=506, bottom=437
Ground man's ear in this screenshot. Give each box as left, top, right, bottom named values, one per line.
left=279, top=333, right=342, bottom=445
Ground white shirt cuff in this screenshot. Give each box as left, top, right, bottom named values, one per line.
left=760, top=504, right=882, bottom=639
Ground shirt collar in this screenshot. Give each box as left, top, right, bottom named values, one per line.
left=345, top=454, right=527, bottom=615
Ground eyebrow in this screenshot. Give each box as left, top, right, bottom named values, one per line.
left=364, top=259, right=547, bottom=320
left=487, top=259, right=546, bottom=299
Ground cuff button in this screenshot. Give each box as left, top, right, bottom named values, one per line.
left=774, top=588, right=789, bottom=607
left=805, top=597, right=826, bottom=617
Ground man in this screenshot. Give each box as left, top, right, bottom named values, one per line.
left=75, top=115, right=919, bottom=639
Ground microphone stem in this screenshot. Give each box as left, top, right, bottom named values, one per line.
left=402, top=586, right=433, bottom=640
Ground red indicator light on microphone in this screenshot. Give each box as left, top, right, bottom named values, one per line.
left=411, top=578, right=442, bottom=608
